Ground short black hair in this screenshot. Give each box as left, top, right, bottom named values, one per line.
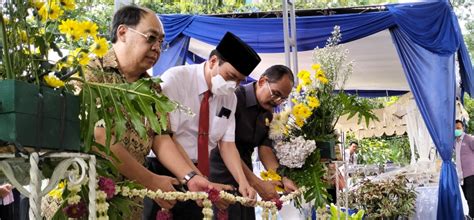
left=456, top=119, right=465, bottom=127
left=209, top=49, right=227, bottom=65
left=350, top=141, right=359, bottom=146
left=261, top=65, right=295, bottom=86
left=110, top=5, right=149, bottom=43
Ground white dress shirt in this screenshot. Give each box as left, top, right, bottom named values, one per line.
left=155, top=63, right=237, bottom=161
left=344, top=149, right=357, bottom=165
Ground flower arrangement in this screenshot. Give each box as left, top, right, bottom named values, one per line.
left=268, top=26, right=378, bottom=209
left=0, top=0, right=177, bottom=153
left=0, top=0, right=107, bottom=84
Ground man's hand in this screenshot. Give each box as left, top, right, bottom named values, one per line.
left=186, top=175, right=211, bottom=192
left=0, top=184, right=12, bottom=198
left=281, top=177, right=298, bottom=193
left=254, top=179, right=281, bottom=201
left=238, top=182, right=256, bottom=206
left=209, top=182, right=235, bottom=210
left=208, top=182, right=235, bottom=192
left=151, top=175, right=179, bottom=209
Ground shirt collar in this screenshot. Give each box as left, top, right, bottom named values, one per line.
left=243, top=82, right=258, bottom=107
left=197, top=62, right=209, bottom=95
left=457, top=133, right=465, bottom=142
left=98, top=48, right=150, bottom=80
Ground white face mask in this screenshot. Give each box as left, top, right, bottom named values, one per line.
left=211, top=66, right=237, bottom=96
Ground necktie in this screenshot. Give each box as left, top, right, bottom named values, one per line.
left=197, top=90, right=211, bottom=176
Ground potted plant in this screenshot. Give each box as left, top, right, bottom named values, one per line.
left=347, top=175, right=417, bottom=219
left=0, top=0, right=176, bottom=152
left=0, top=0, right=89, bottom=150
left=268, top=26, right=378, bottom=209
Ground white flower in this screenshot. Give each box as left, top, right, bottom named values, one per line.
left=96, top=202, right=109, bottom=213
left=97, top=215, right=109, bottom=220
left=121, top=186, right=130, bottom=197
left=67, top=194, right=81, bottom=205
left=67, top=183, right=81, bottom=193
left=274, top=136, right=317, bottom=168
left=96, top=190, right=107, bottom=200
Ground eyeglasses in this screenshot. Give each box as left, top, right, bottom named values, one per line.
left=127, top=26, right=169, bottom=51
left=265, top=81, right=288, bottom=103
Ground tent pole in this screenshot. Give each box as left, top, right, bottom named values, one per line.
left=289, top=0, right=298, bottom=77
left=282, top=0, right=299, bottom=86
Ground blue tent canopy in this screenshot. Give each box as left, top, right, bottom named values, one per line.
left=153, top=2, right=473, bottom=219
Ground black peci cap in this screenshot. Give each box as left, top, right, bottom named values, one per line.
left=216, top=32, right=261, bottom=76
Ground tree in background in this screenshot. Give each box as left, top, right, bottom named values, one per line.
left=453, top=0, right=473, bottom=61
left=346, top=134, right=412, bottom=166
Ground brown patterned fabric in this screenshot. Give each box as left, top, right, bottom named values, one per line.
left=83, top=49, right=157, bottom=165
left=81, top=49, right=168, bottom=219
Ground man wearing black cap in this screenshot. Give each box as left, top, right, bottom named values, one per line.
left=143, top=32, right=261, bottom=219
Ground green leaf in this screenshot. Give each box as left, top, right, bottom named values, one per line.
left=106, top=88, right=127, bottom=143
left=81, top=84, right=99, bottom=152
left=137, top=96, right=161, bottom=133
left=121, top=91, right=146, bottom=138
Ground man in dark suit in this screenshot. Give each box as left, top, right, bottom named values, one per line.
left=209, top=65, right=298, bottom=220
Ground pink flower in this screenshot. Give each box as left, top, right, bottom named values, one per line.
left=98, top=176, right=116, bottom=199
left=271, top=198, right=283, bottom=210
left=206, top=188, right=220, bottom=203
left=62, top=200, right=87, bottom=218
left=156, top=209, right=172, bottom=220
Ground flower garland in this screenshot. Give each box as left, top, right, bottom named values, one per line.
left=45, top=176, right=304, bottom=220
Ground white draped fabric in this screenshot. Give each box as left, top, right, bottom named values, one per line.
left=405, top=98, right=436, bottom=164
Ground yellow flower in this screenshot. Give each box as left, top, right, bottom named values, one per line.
left=70, top=29, right=83, bottom=42
left=66, top=55, right=75, bottom=66
left=48, top=180, right=65, bottom=199
left=18, top=30, right=28, bottom=42
left=260, top=171, right=270, bottom=181
left=72, top=48, right=90, bottom=66
left=267, top=170, right=282, bottom=181
left=58, top=19, right=76, bottom=35
left=90, top=37, right=108, bottom=58
left=316, top=69, right=329, bottom=84
left=44, top=73, right=65, bottom=88
left=296, top=83, right=302, bottom=93
left=293, top=103, right=312, bottom=119
left=81, top=21, right=98, bottom=39
left=312, top=63, right=321, bottom=70
left=38, top=2, right=64, bottom=23
left=59, top=0, right=75, bottom=10
left=2, top=16, right=9, bottom=25
left=318, top=76, right=329, bottom=84
left=297, top=70, right=312, bottom=86
left=31, top=0, right=45, bottom=10
left=307, top=96, right=320, bottom=109
left=295, top=117, right=305, bottom=128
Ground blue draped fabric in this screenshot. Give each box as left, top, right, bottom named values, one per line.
left=391, top=27, right=463, bottom=219
left=152, top=2, right=473, bottom=217
left=153, top=35, right=190, bottom=76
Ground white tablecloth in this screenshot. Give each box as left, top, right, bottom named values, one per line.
left=412, top=185, right=468, bottom=219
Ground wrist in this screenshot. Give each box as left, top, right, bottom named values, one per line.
left=276, top=165, right=285, bottom=177
left=182, top=170, right=198, bottom=186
